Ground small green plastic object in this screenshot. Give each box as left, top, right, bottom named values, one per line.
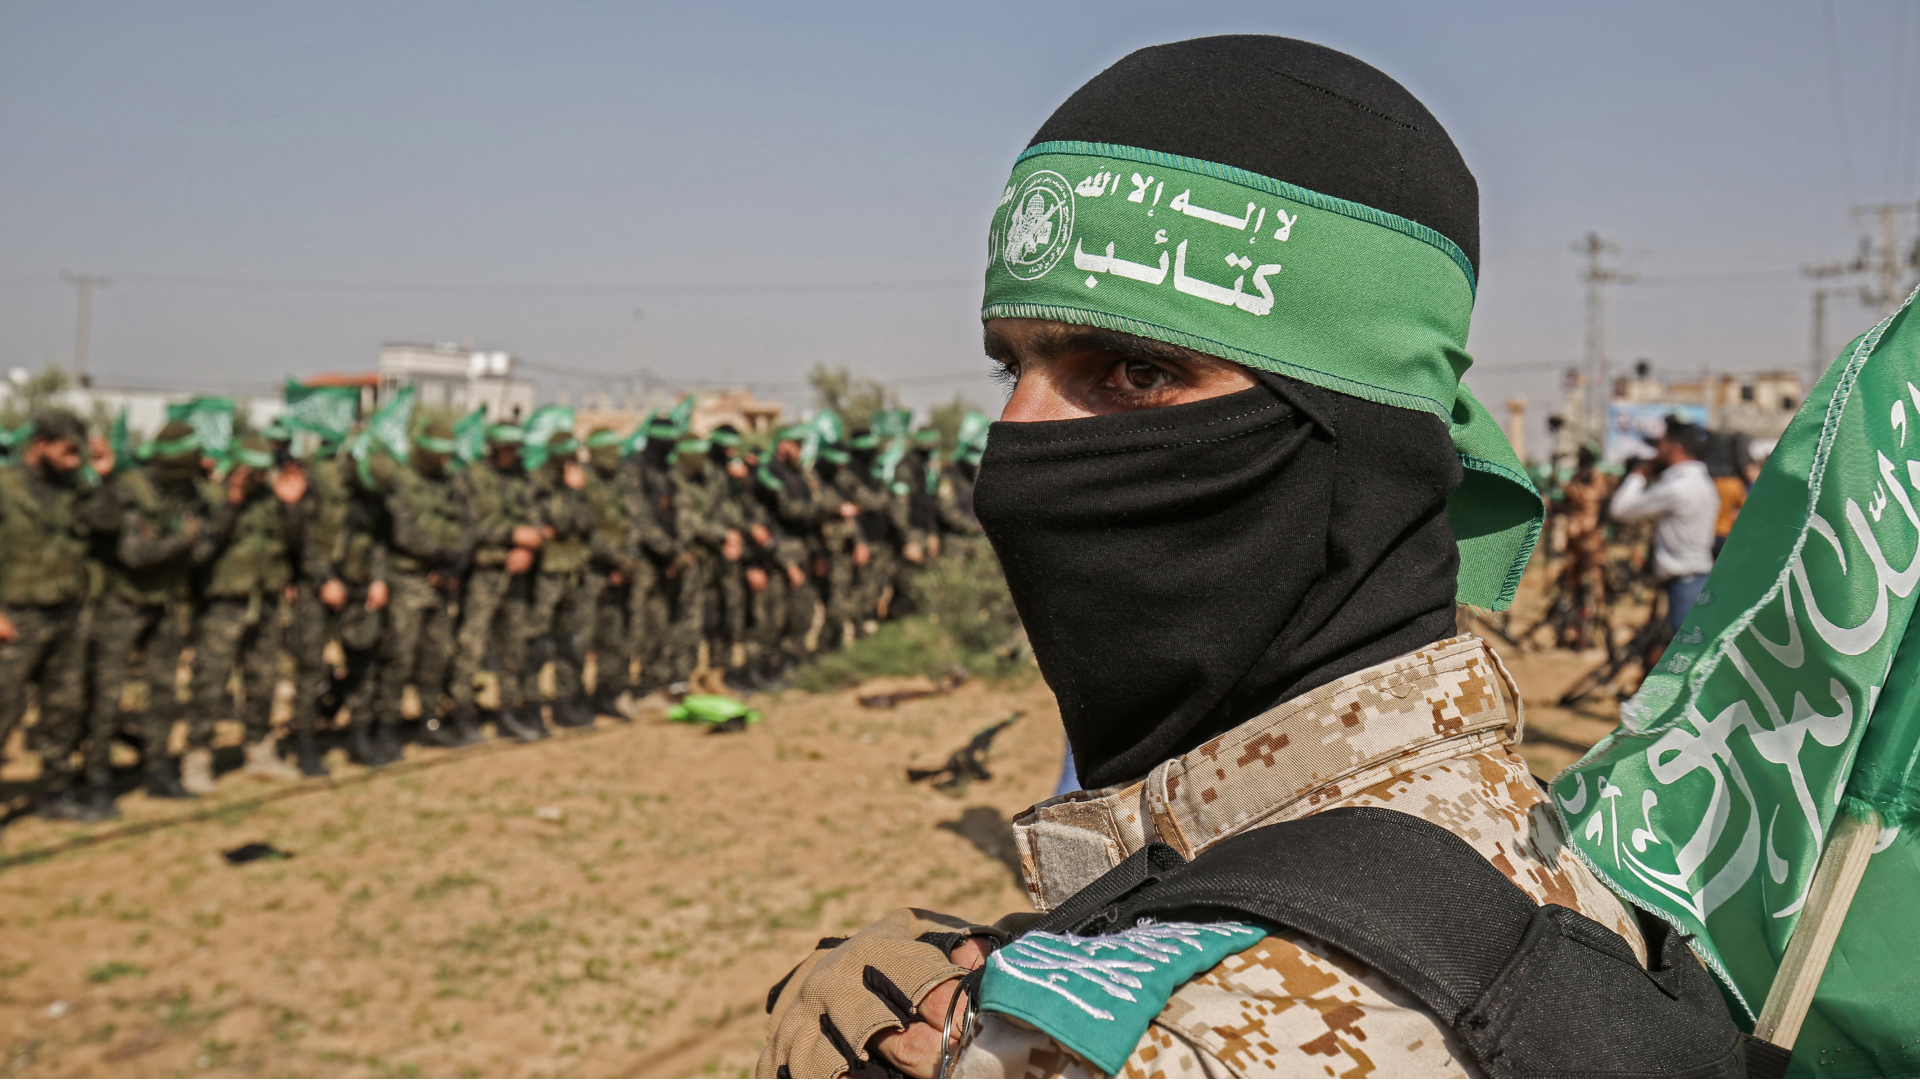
left=666, top=694, right=760, bottom=727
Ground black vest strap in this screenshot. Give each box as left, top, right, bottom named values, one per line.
left=1023, top=806, right=1788, bottom=1078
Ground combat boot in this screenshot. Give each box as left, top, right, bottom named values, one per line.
left=369, top=720, right=405, bottom=765
left=85, top=786, right=123, bottom=820
left=179, top=747, right=217, bottom=796
left=292, top=730, right=330, bottom=777
left=243, top=737, right=305, bottom=781
left=496, top=702, right=550, bottom=743
left=37, top=787, right=117, bottom=823
left=144, top=756, right=196, bottom=799
left=345, top=721, right=384, bottom=767
left=552, top=696, right=595, bottom=729
left=591, top=686, right=628, bottom=721
left=449, top=707, right=488, bottom=746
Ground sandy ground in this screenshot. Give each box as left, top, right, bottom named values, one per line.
left=0, top=563, right=1642, bottom=1078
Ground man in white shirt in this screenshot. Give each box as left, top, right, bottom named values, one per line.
left=1610, top=418, right=1720, bottom=630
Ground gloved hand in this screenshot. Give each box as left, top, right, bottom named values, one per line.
left=757, top=908, right=1010, bottom=1078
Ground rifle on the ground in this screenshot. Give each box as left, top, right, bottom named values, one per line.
left=907, top=712, right=1022, bottom=794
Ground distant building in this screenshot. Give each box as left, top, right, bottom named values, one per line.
left=376, top=343, right=537, bottom=421
left=1613, top=364, right=1804, bottom=442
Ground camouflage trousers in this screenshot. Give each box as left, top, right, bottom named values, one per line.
left=89, top=592, right=189, bottom=768
left=820, top=549, right=859, bottom=650
left=452, top=567, right=532, bottom=712
left=330, top=585, right=385, bottom=723
left=189, top=595, right=285, bottom=747
left=658, top=560, right=704, bottom=682
left=590, top=571, right=631, bottom=696
left=529, top=569, right=594, bottom=701
left=624, top=559, right=670, bottom=689
left=375, top=573, right=456, bottom=723
left=288, top=583, right=339, bottom=737
left=711, top=557, right=748, bottom=659
left=749, top=566, right=817, bottom=662
left=1, top=601, right=89, bottom=784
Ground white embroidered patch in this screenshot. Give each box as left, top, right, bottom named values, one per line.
left=987, top=921, right=1256, bottom=1021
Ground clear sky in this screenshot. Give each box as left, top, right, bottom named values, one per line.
left=4, top=0, right=1918, bottom=448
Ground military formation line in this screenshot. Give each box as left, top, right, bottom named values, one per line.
left=0, top=401, right=989, bottom=822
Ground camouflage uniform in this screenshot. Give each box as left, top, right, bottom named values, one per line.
left=528, top=438, right=598, bottom=726
left=833, top=455, right=897, bottom=631
left=287, top=452, right=384, bottom=773
left=615, top=450, right=682, bottom=692
left=753, top=452, right=831, bottom=667
left=581, top=434, right=649, bottom=711
left=0, top=451, right=96, bottom=809
left=671, top=446, right=746, bottom=674
left=813, top=456, right=864, bottom=650
left=373, top=437, right=470, bottom=757
left=188, top=465, right=296, bottom=751
left=959, top=636, right=1647, bottom=1078
left=452, top=442, right=538, bottom=740
left=87, top=454, right=225, bottom=795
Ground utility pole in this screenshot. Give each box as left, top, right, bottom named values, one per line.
left=1849, top=201, right=1920, bottom=315
left=1802, top=201, right=1920, bottom=379
left=60, top=272, right=108, bottom=386
left=1573, top=234, right=1634, bottom=445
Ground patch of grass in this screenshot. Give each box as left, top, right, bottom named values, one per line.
left=86, top=961, right=149, bottom=984
left=793, top=543, right=1028, bottom=690
left=413, top=871, right=484, bottom=901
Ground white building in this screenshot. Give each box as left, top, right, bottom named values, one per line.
left=378, top=343, right=537, bottom=421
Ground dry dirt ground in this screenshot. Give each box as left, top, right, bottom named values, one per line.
left=0, top=564, right=1637, bottom=1078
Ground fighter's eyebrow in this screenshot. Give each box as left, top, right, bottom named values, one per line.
left=1026, top=324, right=1198, bottom=364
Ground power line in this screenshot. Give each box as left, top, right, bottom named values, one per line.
left=56, top=271, right=978, bottom=299
left=1824, top=0, right=1858, bottom=205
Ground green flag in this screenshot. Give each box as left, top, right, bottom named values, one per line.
left=165, top=397, right=236, bottom=464
left=348, top=387, right=415, bottom=471
left=1554, top=291, right=1920, bottom=1074
left=282, top=380, right=360, bottom=444
left=619, top=408, right=658, bottom=456
left=519, top=404, right=575, bottom=470
left=108, top=410, right=129, bottom=470
left=453, top=407, right=488, bottom=467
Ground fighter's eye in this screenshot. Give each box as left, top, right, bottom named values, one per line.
left=1122, top=360, right=1167, bottom=390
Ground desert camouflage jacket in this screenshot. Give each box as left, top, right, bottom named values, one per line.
left=957, top=635, right=1644, bottom=1079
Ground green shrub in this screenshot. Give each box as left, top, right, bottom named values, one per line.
left=793, top=540, right=1029, bottom=691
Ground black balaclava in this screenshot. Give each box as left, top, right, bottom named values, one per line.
left=974, top=36, right=1474, bottom=789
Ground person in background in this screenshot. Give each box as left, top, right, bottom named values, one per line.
left=0, top=411, right=110, bottom=819
left=1711, top=442, right=1751, bottom=558
left=1555, top=445, right=1612, bottom=648
left=1609, top=417, right=1719, bottom=630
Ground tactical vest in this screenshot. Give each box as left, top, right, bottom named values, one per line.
left=536, top=473, right=592, bottom=574
left=384, top=465, right=465, bottom=574
left=204, top=488, right=292, bottom=598
left=461, top=462, right=533, bottom=567
left=104, top=467, right=208, bottom=605
left=583, top=468, right=630, bottom=567
left=0, top=464, right=89, bottom=607
left=1003, top=807, right=1788, bottom=1079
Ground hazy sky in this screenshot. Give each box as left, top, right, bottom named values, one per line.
left=5, top=0, right=1919, bottom=446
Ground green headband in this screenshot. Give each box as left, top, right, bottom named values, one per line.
left=547, top=435, right=579, bottom=455
left=487, top=424, right=526, bottom=445
left=232, top=445, right=274, bottom=470
left=674, top=437, right=710, bottom=455
left=585, top=430, right=623, bottom=448
left=150, top=433, right=202, bottom=458
left=415, top=434, right=457, bottom=455
left=982, top=141, right=1540, bottom=609
left=709, top=429, right=743, bottom=448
